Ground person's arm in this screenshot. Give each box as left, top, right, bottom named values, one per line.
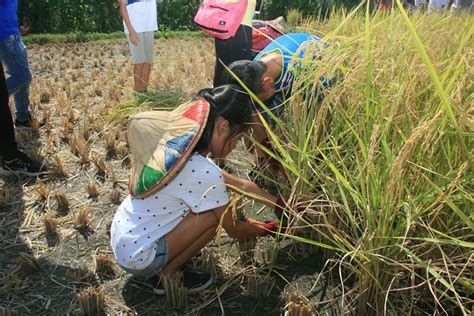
left=215, top=171, right=285, bottom=238
left=119, top=0, right=139, bottom=45
left=222, top=170, right=278, bottom=208
left=212, top=204, right=268, bottom=238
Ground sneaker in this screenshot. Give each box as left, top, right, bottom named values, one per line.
left=152, top=279, right=166, bottom=295
left=153, top=270, right=213, bottom=295
left=0, top=150, right=46, bottom=176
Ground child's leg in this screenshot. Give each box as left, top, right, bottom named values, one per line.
left=133, top=64, right=145, bottom=92
left=139, top=32, right=154, bottom=92
left=128, top=32, right=149, bottom=92
left=140, top=63, right=151, bottom=92
left=163, top=210, right=219, bottom=274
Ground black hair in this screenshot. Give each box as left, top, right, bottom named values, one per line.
left=219, top=60, right=268, bottom=95
left=193, top=84, right=252, bottom=153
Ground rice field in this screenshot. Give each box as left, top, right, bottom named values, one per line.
left=0, top=6, right=472, bottom=316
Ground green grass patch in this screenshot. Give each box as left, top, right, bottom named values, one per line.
left=108, top=89, right=185, bottom=122
left=23, top=30, right=206, bottom=45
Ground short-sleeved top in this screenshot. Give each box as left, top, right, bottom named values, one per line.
left=111, top=153, right=229, bottom=270
left=123, top=0, right=158, bottom=34
left=254, top=33, right=323, bottom=91
left=222, top=0, right=256, bottom=27
left=0, top=0, right=19, bottom=41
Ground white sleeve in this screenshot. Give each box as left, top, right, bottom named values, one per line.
left=174, top=157, right=230, bottom=213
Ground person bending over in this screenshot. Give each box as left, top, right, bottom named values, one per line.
left=111, top=85, right=284, bottom=294
left=220, top=33, right=332, bottom=172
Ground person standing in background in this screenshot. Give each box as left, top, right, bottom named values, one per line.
left=0, top=0, right=34, bottom=128
left=213, top=0, right=256, bottom=87
left=119, top=0, right=158, bottom=92
left=0, top=63, right=44, bottom=176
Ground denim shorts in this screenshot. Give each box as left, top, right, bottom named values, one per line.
left=120, top=238, right=168, bottom=278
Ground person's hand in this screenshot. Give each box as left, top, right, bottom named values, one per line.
left=260, top=219, right=283, bottom=237
left=129, top=30, right=139, bottom=45
left=246, top=218, right=285, bottom=237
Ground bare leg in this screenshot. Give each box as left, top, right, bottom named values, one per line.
left=163, top=211, right=218, bottom=274
left=163, top=226, right=216, bottom=274
left=133, top=64, right=145, bottom=92
left=140, top=63, right=152, bottom=92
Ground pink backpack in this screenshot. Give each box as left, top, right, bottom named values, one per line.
left=194, top=0, right=248, bottom=40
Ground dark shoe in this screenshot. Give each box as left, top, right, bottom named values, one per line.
left=183, top=270, right=213, bottom=293
left=15, top=118, right=45, bottom=129
left=0, top=150, right=46, bottom=176
left=14, top=118, right=32, bottom=128
left=153, top=270, right=213, bottom=295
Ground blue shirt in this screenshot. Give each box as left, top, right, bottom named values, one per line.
left=0, top=0, right=19, bottom=41
left=254, top=33, right=324, bottom=91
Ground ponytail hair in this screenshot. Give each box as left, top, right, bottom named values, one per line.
left=193, top=84, right=252, bottom=153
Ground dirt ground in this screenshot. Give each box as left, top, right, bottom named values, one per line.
left=0, top=38, right=339, bottom=315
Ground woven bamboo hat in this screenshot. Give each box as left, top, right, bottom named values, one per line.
left=266, top=16, right=288, bottom=34
left=127, top=99, right=210, bottom=198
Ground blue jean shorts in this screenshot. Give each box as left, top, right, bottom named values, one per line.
left=120, top=238, right=169, bottom=278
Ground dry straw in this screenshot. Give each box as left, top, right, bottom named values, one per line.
left=92, top=156, right=107, bottom=177
left=77, top=286, right=105, bottom=316
left=74, top=207, right=92, bottom=231
left=246, top=273, right=273, bottom=299
left=53, top=155, right=68, bottom=178
left=43, top=213, right=58, bottom=236
left=161, top=272, right=188, bottom=308
left=16, top=253, right=40, bottom=274
left=86, top=182, right=100, bottom=198
left=55, top=192, right=70, bottom=213
left=35, top=180, right=49, bottom=201
left=284, top=291, right=315, bottom=316
left=237, top=237, right=257, bottom=265
left=94, top=254, right=115, bottom=277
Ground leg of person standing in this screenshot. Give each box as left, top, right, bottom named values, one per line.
left=141, top=31, right=154, bottom=92
left=0, top=63, right=43, bottom=176
left=0, top=63, right=18, bottom=161
left=131, top=31, right=154, bottom=92
left=213, top=25, right=252, bottom=87
left=0, top=33, right=32, bottom=126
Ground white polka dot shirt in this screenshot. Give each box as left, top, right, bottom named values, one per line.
left=110, top=153, right=229, bottom=270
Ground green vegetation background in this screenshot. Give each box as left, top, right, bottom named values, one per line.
left=18, top=0, right=359, bottom=34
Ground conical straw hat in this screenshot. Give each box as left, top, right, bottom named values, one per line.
left=128, top=99, right=210, bottom=198
left=266, top=16, right=288, bottom=34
